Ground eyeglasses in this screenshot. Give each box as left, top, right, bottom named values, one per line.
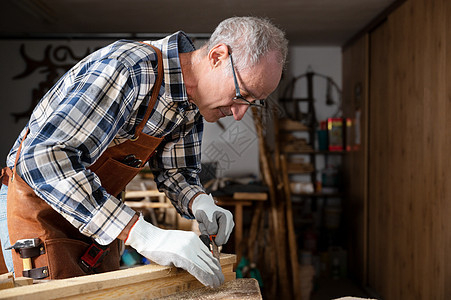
left=229, top=54, right=266, bottom=108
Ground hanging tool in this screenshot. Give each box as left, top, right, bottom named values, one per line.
left=79, top=242, right=110, bottom=273
left=199, top=234, right=220, bottom=260
left=7, top=238, right=48, bottom=279
left=122, top=154, right=143, bottom=168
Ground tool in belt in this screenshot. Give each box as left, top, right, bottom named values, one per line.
left=6, top=238, right=48, bottom=279
left=79, top=153, right=143, bottom=273
left=79, top=242, right=111, bottom=273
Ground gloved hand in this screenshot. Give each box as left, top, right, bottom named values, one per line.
left=191, top=193, right=234, bottom=246
left=125, top=216, right=224, bottom=288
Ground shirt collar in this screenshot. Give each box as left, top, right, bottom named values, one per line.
left=149, top=31, right=196, bottom=103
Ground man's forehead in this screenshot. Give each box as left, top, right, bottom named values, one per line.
left=243, top=57, right=282, bottom=97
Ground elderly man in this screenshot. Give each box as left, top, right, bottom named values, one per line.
left=0, top=16, right=287, bottom=287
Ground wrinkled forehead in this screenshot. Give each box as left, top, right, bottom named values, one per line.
left=240, top=52, right=283, bottom=99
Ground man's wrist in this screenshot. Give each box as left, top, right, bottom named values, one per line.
left=117, top=213, right=139, bottom=241
left=189, top=192, right=206, bottom=215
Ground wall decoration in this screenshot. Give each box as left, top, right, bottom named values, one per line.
left=11, top=44, right=91, bottom=122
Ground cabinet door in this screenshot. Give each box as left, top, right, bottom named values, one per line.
left=368, top=0, right=451, bottom=298
left=368, top=18, right=391, bottom=297
left=342, top=34, right=369, bottom=286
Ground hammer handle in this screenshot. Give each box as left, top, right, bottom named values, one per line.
left=23, top=258, right=32, bottom=271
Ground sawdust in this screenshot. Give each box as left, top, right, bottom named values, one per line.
left=155, top=278, right=262, bottom=300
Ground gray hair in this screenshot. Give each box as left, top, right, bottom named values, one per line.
left=205, top=16, right=288, bottom=72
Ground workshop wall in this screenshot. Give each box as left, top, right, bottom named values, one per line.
left=342, top=0, right=451, bottom=298
left=0, top=39, right=115, bottom=167
left=279, top=46, right=343, bottom=182
left=287, top=46, right=342, bottom=122
left=342, top=34, right=369, bottom=286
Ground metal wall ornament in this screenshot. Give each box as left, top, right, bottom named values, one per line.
left=279, top=66, right=342, bottom=128
left=11, top=44, right=92, bottom=122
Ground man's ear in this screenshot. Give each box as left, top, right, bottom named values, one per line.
left=208, top=43, right=229, bottom=69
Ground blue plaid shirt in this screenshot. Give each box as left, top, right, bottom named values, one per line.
left=6, top=32, right=205, bottom=245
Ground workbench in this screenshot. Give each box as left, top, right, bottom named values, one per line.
left=214, top=192, right=267, bottom=265
left=0, top=254, right=263, bottom=299
left=124, top=186, right=268, bottom=266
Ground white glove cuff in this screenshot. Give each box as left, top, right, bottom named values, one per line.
left=125, top=216, right=162, bottom=251
left=192, top=193, right=215, bottom=214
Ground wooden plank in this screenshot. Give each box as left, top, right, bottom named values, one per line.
left=0, top=273, right=14, bottom=290
left=364, top=0, right=451, bottom=298
left=13, top=277, right=33, bottom=287
left=444, top=2, right=451, bottom=299
left=124, top=201, right=173, bottom=209
left=247, top=202, right=264, bottom=264
left=233, top=203, right=243, bottom=265
left=280, top=154, right=301, bottom=299
left=421, top=0, right=447, bottom=298
left=214, top=197, right=253, bottom=264
left=156, top=278, right=262, bottom=300
left=368, top=14, right=389, bottom=297
left=252, top=107, right=291, bottom=299
left=278, top=118, right=310, bottom=131
left=341, top=32, right=369, bottom=286
left=0, top=274, right=33, bottom=290
left=124, top=190, right=165, bottom=198
left=232, top=192, right=267, bottom=201
left=444, top=0, right=451, bottom=296
left=0, top=254, right=236, bottom=300
left=62, top=272, right=237, bottom=300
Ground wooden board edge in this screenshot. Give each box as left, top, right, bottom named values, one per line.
left=0, top=254, right=236, bottom=299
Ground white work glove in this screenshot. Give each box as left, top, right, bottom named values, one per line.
left=125, top=216, right=224, bottom=288
left=191, top=193, right=234, bottom=246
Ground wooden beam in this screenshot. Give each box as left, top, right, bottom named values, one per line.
left=252, top=107, right=291, bottom=299
left=215, top=198, right=252, bottom=266
left=281, top=154, right=301, bottom=299
left=124, top=201, right=173, bottom=209
left=233, top=192, right=267, bottom=201
left=124, top=190, right=165, bottom=198
left=0, top=273, right=14, bottom=290
left=0, top=254, right=236, bottom=300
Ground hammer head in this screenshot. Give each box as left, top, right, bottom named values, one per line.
left=6, top=238, right=41, bottom=250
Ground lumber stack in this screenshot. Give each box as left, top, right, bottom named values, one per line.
left=0, top=273, right=33, bottom=290
left=0, top=254, right=236, bottom=300
left=281, top=133, right=314, bottom=153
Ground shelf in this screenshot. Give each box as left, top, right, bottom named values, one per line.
left=315, top=151, right=347, bottom=155
left=280, top=128, right=311, bottom=133
left=279, top=97, right=313, bottom=103
left=279, top=118, right=310, bottom=131
left=287, top=170, right=314, bottom=174
left=291, top=192, right=342, bottom=198
left=284, top=150, right=347, bottom=155
left=284, top=149, right=314, bottom=154
left=287, top=163, right=315, bottom=174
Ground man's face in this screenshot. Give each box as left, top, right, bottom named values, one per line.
left=195, top=50, right=283, bottom=123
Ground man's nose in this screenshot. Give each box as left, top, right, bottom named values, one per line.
left=231, top=104, right=249, bottom=121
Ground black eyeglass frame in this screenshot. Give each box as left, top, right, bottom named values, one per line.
left=229, top=54, right=266, bottom=108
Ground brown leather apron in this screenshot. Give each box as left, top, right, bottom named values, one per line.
left=4, top=42, right=164, bottom=279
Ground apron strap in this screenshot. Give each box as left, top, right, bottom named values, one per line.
left=12, top=129, right=30, bottom=173
left=132, top=43, right=164, bottom=141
